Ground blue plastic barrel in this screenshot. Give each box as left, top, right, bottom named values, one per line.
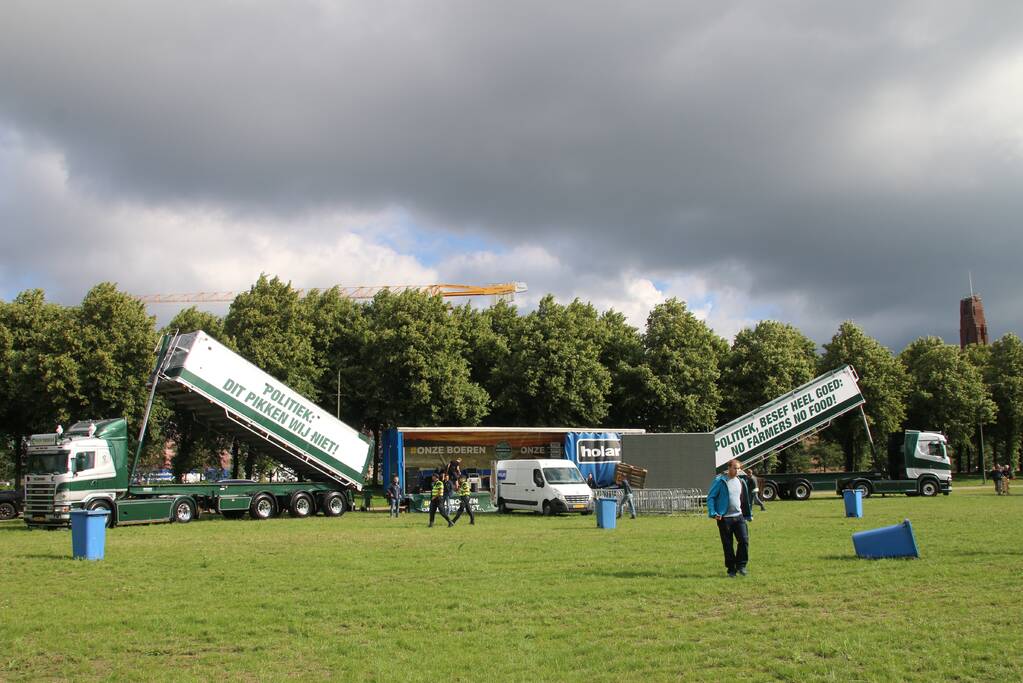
left=852, top=519, right=918, bottom=559
left=596, top=498, right=617, bottom=529
left=70, top=509, right=110, bottom=560
left=843, top=489, right=863, bottom=518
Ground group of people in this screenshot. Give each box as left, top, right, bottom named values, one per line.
left=990, top=464, right=1015, bottom=495
left=426, top=470, right=475, bottom=527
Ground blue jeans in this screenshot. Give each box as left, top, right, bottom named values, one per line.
left=389, top=497, right=400, bottom=517
left=617, top=494, right=636, bottom=518
left=717, top=516, right=749, bottom=574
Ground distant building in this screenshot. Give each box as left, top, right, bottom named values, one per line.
left=959, top=294, right=988, bottom=348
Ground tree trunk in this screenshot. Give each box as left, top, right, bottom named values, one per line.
left=372, top=424, right=382, bottom=486
left=14, top=435, right=26, bottom=488
left=244, top=449, right=256, bottom=480
left=230, top=439, right=241, bottom=479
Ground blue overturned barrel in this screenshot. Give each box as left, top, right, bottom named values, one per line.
left=596, top=498, right=617, bottom=529
left=852, top=519, right=918, bottom=559
left=843, top=489, right=863, bottom=518
left=70, top=509, right=110, bottom=560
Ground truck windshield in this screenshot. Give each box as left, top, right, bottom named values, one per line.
left=543, top=467, right=585, bottom=485
left=27, top=452, right=69, bottom=475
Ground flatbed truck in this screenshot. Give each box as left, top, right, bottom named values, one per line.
left=23, top=330, right=373, bottom=527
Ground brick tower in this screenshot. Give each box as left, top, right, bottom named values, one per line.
left=959, top=294, right=988, bottom=348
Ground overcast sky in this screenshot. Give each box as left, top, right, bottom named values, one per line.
left=2, top=1, right=1021, bottom=350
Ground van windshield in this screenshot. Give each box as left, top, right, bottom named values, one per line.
left=27, top=451, right=69, bottom=475
left=543, top=467, right=584, bottom=485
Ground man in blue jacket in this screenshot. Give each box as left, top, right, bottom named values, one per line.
left=707, top=459, right=753, bottom=577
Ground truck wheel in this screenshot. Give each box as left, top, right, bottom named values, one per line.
left=920, top=479, right=939, bottom=497
left=792, top=481, right=812, bottom=501
left=289, top=492, right=314, bottom=518
left=0, top=502, right=17, bottom=520
left=172, top=498, right=196, bottom=524
left=760, top=482, right=778, bottom=502
left=87, top=499, right=115, bottom=527
left=322, top=493, right=346, bottom=517
left=249, top=494, right=277, bottom=520
left=853, top=480, right=873, bottom=499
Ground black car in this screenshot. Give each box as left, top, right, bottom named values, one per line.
left=0, top=489, right=23, bottom=520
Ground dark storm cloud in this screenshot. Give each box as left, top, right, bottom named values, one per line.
left=2, top=1, right=1023, bottom=348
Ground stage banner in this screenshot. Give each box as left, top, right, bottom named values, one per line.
left=564, top=432, right=622, bottom=487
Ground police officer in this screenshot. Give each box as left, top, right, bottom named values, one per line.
left=452, top=475, right=475, bottom=525
left=428, top=473, right=453, bottom=528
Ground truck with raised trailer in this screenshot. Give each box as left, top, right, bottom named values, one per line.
left=713, top=365, right=951, bottom=499
left=23, top=330, right=373, bottom=527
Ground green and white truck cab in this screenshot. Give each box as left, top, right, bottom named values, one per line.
left=23, top=419, right=129, bottom=526
left=836, top=430, right=952, bottom=498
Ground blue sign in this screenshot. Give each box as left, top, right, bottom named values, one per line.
left=564, top=432, right=621, bottom=486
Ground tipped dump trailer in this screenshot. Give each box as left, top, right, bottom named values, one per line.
left=714, top=365, right=867, bottom=471
left=714, top=365, right=950, bottom=500
left=23, top=331, right=373, bottom=527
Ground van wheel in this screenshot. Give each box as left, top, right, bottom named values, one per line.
left=920, top=479, right=939, bottom=497
left=498, top=498, right=510, bottom=514
left=760, top=482, right=778, bottom=502
left=249, top=494, right=277, bottom=520
left=542, top=500, right=554, bottom=516
left=792, top=481, right=812, bottom=501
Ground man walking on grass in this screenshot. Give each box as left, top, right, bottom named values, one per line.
left=707, top=459, right=753, bottom=578
left=451, top=475, right=475, bottom=525
left=428, top=473, right=453, bottom=528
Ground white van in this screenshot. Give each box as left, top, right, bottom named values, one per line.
left=495, top=459, right=594, bottom=515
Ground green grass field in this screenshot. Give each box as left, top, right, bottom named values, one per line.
left=2, top=487, right=1021, bottom=682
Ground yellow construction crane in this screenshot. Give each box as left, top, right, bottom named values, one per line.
left=135, top=282, right=527, bottom=304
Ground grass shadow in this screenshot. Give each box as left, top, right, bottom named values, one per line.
left=588, top=569, right=712, bottom=580
left=16, top=553, right=73, bottom=561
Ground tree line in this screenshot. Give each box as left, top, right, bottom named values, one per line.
left=2, top=275, right=1021, bottom=484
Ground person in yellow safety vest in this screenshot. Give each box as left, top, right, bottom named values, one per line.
left=451, top=475, right=475, bottom=525
left=428, top=473, right=453, bottom=528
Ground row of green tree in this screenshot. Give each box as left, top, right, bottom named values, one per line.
left=2, top=276, right=1021, bottom=484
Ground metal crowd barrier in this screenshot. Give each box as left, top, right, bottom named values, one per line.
left=593, top=488, right=706, bottom=514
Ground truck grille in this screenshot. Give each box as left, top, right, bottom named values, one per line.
left=564, top=495, right=591, bottom=506
left=24, top=482, right=56, bottom=515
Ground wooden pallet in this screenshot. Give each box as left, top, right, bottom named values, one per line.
left=614, top=462, right=648, bottom=489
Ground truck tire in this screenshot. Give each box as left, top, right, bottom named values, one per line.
left=792, top=481, right=812, bottom=501
left=322, top=492, right=346, bottom=517
left=249, top=493, right=277, bottom=520
left=919, top=478, right=939, bottom=497
left=760, top=482, right=778, bottom=502
left=171, top=497, right=196, bottom=524
left=289, top=492, right=314, bottom=518
left=87, top=499, right=115, bottom=527
left=852, top=480, right=873, bottom=499
left=0, top=502, right=17, bottom=520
